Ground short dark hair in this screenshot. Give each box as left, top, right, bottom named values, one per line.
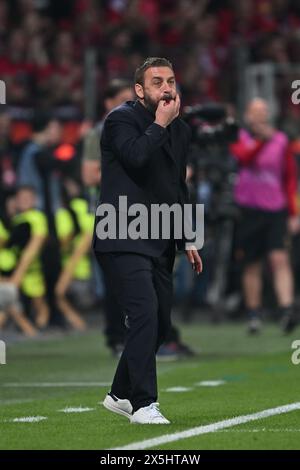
left=31, top=110, right=52, bottom=133
left=134, top=57, right=174, bottom=85
left=104, top=79, right=132, bottom=100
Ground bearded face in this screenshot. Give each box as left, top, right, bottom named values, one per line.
left=143, top=91, right=174, bottom=114
left=135, top=67, right=177, bottom=114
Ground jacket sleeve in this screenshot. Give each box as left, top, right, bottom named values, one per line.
left=103, top=111, right=169, bottom=169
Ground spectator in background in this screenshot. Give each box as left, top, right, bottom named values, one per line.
left=231, top=98, right=300, bottom=334
left=17, top=114, right=69, bottom=329
left=0, top=192, right=38, bottom=336
left=17, top=113, right=63, bottom=211
left=2, top=186, right=49, bottom=330
left=54, top=177, right=94, bottom=332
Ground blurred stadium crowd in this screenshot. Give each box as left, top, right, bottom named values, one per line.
left=1, top=0, right=300, bottom=354
left=1, top=1, right=300, bottom=115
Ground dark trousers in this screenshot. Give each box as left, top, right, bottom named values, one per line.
left=95, top=248, right=175, bottom=412
left=103, top=276, right=126, bottom=349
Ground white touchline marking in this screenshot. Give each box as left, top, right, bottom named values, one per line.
left=164, top=387, right=194, bottom=392
left=195, top=380, right=226, bottom=387
left=111, top=402, right=300, bottom=450
left=218, top=428, right=300, bottom=433
left=2, top=382, right=110, bottom=387
left=58, top=407, right=95, bottom=413
left=9, top=416, right=47, bottom=423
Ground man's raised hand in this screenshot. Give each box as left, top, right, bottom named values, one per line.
left=154, top=94, right=180, bottom=128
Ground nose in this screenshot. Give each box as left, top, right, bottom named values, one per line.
left=162, top=81, right=172, bottom=94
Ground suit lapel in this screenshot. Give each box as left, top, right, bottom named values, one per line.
left=134, top=100, right=152, bottom=124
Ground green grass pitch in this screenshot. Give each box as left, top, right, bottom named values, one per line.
left=0, top=322, right=300, bottom=450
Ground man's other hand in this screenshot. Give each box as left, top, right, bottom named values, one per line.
left=185, top=246, right=203, bottom=275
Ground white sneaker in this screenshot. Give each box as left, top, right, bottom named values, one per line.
left=130, top=402, right=170, bottom=424
left=103, top=393, right=133, bottom=420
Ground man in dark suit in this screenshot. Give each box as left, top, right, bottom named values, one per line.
left=93, top=57, right=202, bottom=424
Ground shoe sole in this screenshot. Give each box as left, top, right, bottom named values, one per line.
left=130, top=419, right=170, bottom=424
left=103, top=399, right=132, bottom=420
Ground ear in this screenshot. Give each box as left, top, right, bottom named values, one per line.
left=135, top=83, right=144, bottom=99
left=104, top=97, right=112, bottom=111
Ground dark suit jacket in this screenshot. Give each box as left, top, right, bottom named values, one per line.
left=92, top=99, right=192, bottom=257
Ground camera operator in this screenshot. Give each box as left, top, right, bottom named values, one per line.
left=231, top=98, right=300, bottom=334
left=182, top=103, right=239, bottom=319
